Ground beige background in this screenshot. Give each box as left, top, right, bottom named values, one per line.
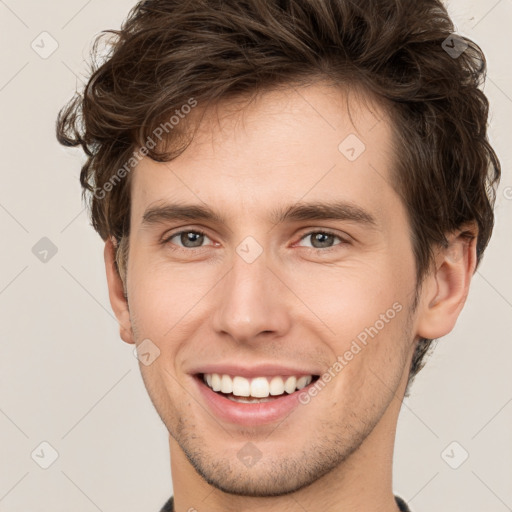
left=0, top=0, right=510, bottom=511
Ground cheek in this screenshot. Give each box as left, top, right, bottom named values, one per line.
left=288, top=257, right=412, bottom=383
left=286, top=259, right=404, bottom=334
left=128, top=257, right=214, bottom=334
left=328, top=305, right=411, bottom=421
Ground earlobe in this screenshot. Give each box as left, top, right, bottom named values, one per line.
left=104, top=237, right=135, bottom=345
left=416, top=227, right=478, bottom=340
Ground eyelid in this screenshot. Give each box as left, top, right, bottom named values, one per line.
left=161, top=227, right=213, bottom=246
left=161, top=227, right=350, bottom=252
left=294, top=229, right=350, bottom=248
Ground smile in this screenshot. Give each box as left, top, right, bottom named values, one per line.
left=201, top=373, right=318, bottom=402
left=193, top=373, right=321, bottom=426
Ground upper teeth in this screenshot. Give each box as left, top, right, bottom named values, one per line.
left=203, top=373, right=313, bottom=398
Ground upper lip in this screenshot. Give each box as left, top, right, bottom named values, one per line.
left=190, top=363, right=322, bottom=378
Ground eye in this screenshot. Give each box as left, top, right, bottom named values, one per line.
left=297, top=230, right=347, bottom=250
left=161, top=229, right=348, bottom=252
left=162, top=229, right=213, bottom=249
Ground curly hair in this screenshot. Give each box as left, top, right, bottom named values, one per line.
left=56, top=0, right=501, bottom=390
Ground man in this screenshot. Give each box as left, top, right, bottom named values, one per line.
left=56, top=1, right=500, bottom=510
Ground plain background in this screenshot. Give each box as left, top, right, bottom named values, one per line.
left=0, top=0, right=510, bottom=511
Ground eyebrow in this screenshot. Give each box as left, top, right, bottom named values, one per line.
left=141, top=200, right=378, bottom=229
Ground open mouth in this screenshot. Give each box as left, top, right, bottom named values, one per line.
left=197, top=373, right=321, bottom=403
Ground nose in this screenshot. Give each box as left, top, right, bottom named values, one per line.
left=212, top=245, right=292, bottom=344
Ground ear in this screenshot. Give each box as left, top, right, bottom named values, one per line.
left=416, top=223, right=478, bottom=340
left=104, top=237, right=135, bottom=345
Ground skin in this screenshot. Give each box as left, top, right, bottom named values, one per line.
left=105, top=82, right=477, bottom=512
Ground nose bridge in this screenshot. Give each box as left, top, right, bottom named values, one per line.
left=212, top=239, right=290, bottom=341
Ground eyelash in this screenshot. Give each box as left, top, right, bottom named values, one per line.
left=160, top=228, right=348, bottom=253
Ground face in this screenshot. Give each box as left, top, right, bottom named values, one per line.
left=121, top=83, right=422, bottom=496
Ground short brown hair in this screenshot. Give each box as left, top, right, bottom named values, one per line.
left=56, top=0, right=501, bottom=389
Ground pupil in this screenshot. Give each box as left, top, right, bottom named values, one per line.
left=183, top=232, right=203, bottom=247
left=313, top=233, right=332, bottom=248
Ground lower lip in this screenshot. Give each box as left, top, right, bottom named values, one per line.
left=193, top=375, right=317, bottom=426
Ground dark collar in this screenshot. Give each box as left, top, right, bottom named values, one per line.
left=160, top=495, right=411, bottom=511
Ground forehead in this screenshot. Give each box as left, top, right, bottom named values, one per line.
left=130, top=82, right=398, bottom=224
